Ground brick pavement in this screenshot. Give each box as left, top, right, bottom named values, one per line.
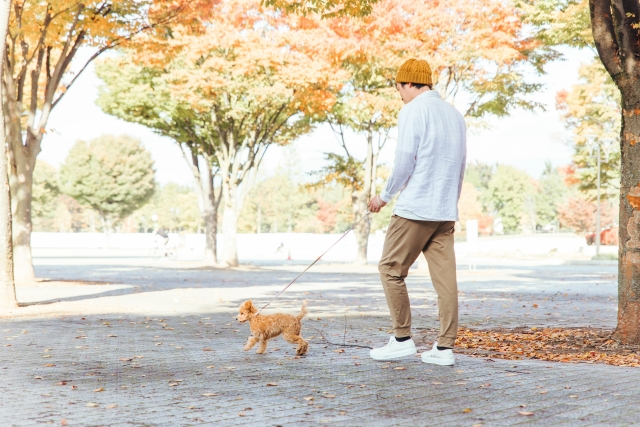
left=2, top=314, right=639, bottom=426
left=0, top=250, right=637, bottom=426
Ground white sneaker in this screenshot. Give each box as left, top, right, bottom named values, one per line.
left=421, top=342, right=455, bottom=366
left=370, top=337, right=417, bottom=361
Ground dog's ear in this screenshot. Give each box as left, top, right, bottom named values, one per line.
left=248, top=300, right=258, bottom=314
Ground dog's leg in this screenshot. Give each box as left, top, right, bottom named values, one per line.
left=244, top=336, right=259, bottom=351
left=283, top=333, right=309, bottom=355
left=256, top=338, right=268, bottom=354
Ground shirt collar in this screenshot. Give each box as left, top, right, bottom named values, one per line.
left=415, top=90, right=440, bottom=101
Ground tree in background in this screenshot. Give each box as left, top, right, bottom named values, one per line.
left=31, top=161, right=60, bottom=232
left=129, top=184, right=202, bottom=233
left=4, top=0, right=212, bottom=284
left=488, top=165, right=534, bottom=233
left=556, top=60, right=620, bottom=198
left=458, top=182, right=484, bottom=232
left=464, top=161, right=495, bottom=214
left=96, top=58, right=222, bottom=264
left=100, top=0, right=343, bottom=266
left=59, top=136, right=155, bottom=233
left=535, top=162, right=568, bottom=228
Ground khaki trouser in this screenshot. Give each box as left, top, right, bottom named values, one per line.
left=378, top=215, right=458, bottom=348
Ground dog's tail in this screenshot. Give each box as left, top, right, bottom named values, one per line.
left=297, top=301, right=309, bottom=320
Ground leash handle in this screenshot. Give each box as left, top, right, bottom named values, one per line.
left=256, top=211, right=372, bottom=315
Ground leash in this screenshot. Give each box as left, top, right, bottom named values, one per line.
left=256, top=211, right=372, bottom=315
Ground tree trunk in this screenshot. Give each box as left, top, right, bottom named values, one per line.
left=180, top=146, right=218, bottom=265
left=8, top=145, right=36, bottom=285
left=201, top=160, right=218, bottom=265
left=0, top=0, right=17, bottom=312
left=590, top=0, right=640, bottom=343
left=615, top=104, right=640, bottom=343
left=352, top=129, right=375, bottom=265
left=222, top=196, right=239, bottom=267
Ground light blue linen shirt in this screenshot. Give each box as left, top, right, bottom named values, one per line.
left=380, top=90, right=467, bottom=221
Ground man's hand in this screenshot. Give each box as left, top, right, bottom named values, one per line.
left=368, top=194, right=387, bottom=213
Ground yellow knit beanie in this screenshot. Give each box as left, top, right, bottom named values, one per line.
left=395, top=59, right=433, bottom=85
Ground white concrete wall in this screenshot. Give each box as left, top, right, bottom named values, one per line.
left=31, top=231, right=615, bottom=263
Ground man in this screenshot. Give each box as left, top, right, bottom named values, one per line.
left=368, top=58, right=466, bottom=366
left=155, top=228, right=170, bottom=249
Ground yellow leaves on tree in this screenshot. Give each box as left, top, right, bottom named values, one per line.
left=5, top=0, right=217, bottom=284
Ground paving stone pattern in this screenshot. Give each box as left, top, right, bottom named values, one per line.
left=2, top=314, right=640, bottom=426
left=0, top=251, right=638, bottom=426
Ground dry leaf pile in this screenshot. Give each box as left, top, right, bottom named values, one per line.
left=454, top=327, right=640, bottom=367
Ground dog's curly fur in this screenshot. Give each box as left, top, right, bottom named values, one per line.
left=236, top=300, right=309, bottom=355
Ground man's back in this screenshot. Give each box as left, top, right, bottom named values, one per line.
left=381, top=90, right=466, bottom=221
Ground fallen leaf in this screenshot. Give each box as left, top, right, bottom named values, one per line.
left=106, top=404, right=118, bottom=409
left=266, top=383, right=278, bottom=386
left=570, top=395, right=578, bottom=398
left=61, top=419, right=68, bottom=426
left=340, top=411, right=347, bottom=415
left=202, top=393, right=217, bottom=397
left=519, top=411, right=534, bottom=416
left=304, top=397, right=314, bottom=401
left=56, top=382, right=67, bottom=386
left=394, top=367, right=407, bottom=370
left=359, top=385, right=367, bottom=388
left=381, top=366, right=389, bottom=369
left=506, top=373, right=518, bottom=376
left=206, top=365, right=215, bottom=369
left=203, top=348, right=214, bottom=351
left=539, top=390, right=547, bottom=394
left=107, top=334, right=117, bottom=338
left=86, top=402, right=99, bottom=407
left=463, top=408, right=472, bottom=413
left=238, top=412, right=246, bottom=417
left=94, top=388, right=104, bottom=392
left=120, top=358, right=133, bottom=362
left=323, top=394, right=336, bottom=398
left=334, top=349, right=345, bottom=353
left=532, top=304, right=539, bottom=308
left=42, top=355, right=51, bottom=358
left=432, top=381, right=443, bottom=385
left=45, top=363, right=55, bottom=367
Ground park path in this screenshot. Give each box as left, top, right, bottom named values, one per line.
left=1, top=249, right=636, bottom=426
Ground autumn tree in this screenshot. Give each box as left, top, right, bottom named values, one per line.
left=100, top=0, right=341, bottom=266
left=96, top=59, right=223, bottom=264
left=556, top=60, right=621, bottom=198
left=535, top=162, right=568, bottom=228
left=308, top=0, right=551, bottom=263
left=0, top=0, right=16, bottom=312
left=59, top=135, right=155, bottom=233
left=521, top=0, right=640, bottom=343
left=3, top=0, right=213, bottom=284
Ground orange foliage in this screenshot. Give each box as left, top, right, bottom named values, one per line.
left=558, top=164, right=581, bottom=186
left=455, top=327, right=640, bottom=367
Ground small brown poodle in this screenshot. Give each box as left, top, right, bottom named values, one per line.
left=236, top=300, right=309, bottom=355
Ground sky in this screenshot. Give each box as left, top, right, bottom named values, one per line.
left=40, top=47, right=595, bottom=187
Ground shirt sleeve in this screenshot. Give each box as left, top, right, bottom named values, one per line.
left=380, top=107, right=421, bottom=203
left=456, top=120, right=467, bottom=201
